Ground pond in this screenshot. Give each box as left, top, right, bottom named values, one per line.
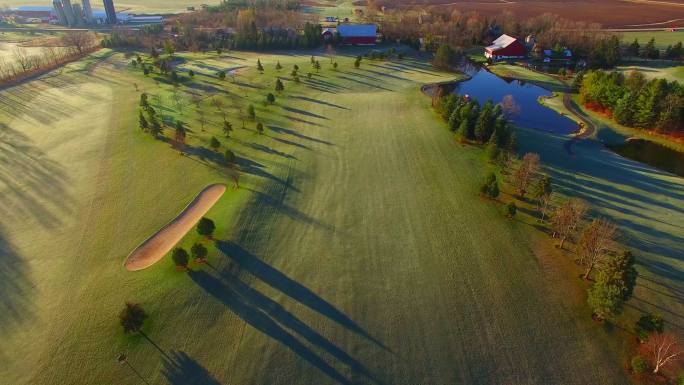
left=450, top=65, right=579, bottom=135
left=608, top=139, right=684, bottom=177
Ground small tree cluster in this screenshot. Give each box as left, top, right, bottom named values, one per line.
left=479, top=172, right=500, bottom=199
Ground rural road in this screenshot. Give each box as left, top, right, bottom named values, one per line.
left=562, top=93, right=596, bottom=156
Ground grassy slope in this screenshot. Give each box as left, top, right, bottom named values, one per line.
left=617, top=64, right=684, bottom=84
left=621, top=31, right=684, bottom=49
left=1, top=50, right=630, bottom=385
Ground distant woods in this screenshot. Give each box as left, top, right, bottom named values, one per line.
left=0, top=32, right=99, bottom=86
left=579, top=70, right=684, bottom=134
left=102, top=0, right=321, bottom=52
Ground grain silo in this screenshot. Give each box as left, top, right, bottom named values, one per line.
left=52, top=0, right=67, bottom=25
left=72, top=3, right=83, bottom=25
left=81, top=0, right=93, bottom=23
left=61, top=0, right=77, bottom=27
left=103, top=0, right=117, bottom=24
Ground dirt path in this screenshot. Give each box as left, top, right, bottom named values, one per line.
left=562, top=93, right=596, bottom=156
left=124, top=184, right=226, bottom=271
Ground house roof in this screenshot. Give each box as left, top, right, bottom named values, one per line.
left=486, top=34, right=518, bottom=51
left=337, top=24, right=377, bottom=37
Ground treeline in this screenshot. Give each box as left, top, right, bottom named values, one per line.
left=210, top=0, right=300, bottom=11
left=435, top=92, right=516, bottom=149
left=103, top=6, right=321, bottom=51
left=579, top=70, right=684, bottom=133
left=0, top=32, right=99, bottom=86
left=627, top=38, right=683, bottom=60
left=381, top=10, right=618, bottom=67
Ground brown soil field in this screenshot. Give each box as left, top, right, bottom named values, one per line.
left=387, top=0, right=684, bottom=28
left=123, top=183, right=226, bottom=271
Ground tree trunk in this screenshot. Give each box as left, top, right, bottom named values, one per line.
left=559, top=236, right=566, bottom=249
left=584, top=263, right=594, bottom=280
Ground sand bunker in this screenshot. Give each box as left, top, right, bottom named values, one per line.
left=124, top=184, right=227, bottom=271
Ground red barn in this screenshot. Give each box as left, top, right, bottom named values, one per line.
left=485, top=34, right=526, bottom=60
left=336, top=24, right=377, bottom=45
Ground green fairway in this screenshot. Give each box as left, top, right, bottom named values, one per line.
left=621, top=31, right=684, bottom=49
left=0, top=48, right=633, bottom=385
left=618, top=64, right=684, bottom=84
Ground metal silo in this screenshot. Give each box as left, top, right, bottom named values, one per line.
left=53, top=0, right=67, bottom=25
left=82, top=0, right=94, bottom=23
left=62, top=0, right=77, bottom=27
left=103, top=0, right=117, bottom=24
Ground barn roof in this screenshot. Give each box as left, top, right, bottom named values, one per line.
left=337, top=24, right=377, bottom=37
left=486, top=34, right=518, bottom=51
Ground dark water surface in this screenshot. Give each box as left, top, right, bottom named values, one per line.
left=608, top=139, right=684, bottom=177
left=452, top=66, right=579, bottom=135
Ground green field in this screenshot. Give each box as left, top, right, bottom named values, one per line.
left=2, top=0, right=220, bottom=13
left=621, top=31, right=684, bottom=49
left=0, top=47, right=636, bottom=384
left=618, top=63, right=684, bottom=84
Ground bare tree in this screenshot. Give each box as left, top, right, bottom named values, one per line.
left=501, top=94, right=521, bottom=118
left=578, top=218, right=617, bottom=279
left=197, top=109, right=207, bottom=132
left=61, top=32, right=96, bottom=55
left=551, top=198, right=588, bottom=249
left=171, top=87, right=187, bottom=115
left=512, top=152, right=541, bottom=199
left=538, top=192, right=553, bottom=223
left=12, top=47, right=32, bottom=72
left=645, top=332, right=683, bottom=374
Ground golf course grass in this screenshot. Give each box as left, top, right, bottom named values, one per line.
left=0, top=47, right=644, bottom=385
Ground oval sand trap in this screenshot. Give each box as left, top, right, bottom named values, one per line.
left=124, top=184, right=227, bottom=271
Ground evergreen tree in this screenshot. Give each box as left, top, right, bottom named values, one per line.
left=275, top=78, right=284, bottom=92
left=138, top=110, right=148, bottom=131
left=275, top=61, right=282, bottom=70
left=257, top=59, right=264, bottom=73
left=627, top=39, right=640, bottom=57
left=267, top=93, right=276, bottom=104
left=597, top=250, right=638, bottom=302
left=247, top=104, right=256, bottom=119
left=223, top=120, right=233, bottom=137
left=210, top=136, right=221, bottom=151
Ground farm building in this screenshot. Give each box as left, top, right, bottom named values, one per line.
left=336, top=24, right=377, bottom=45
left=485, top=34, right=526, bottom=60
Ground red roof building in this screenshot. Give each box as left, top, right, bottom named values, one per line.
left=484, top=34, right=526, bottom=60
left=336, top=24, right=377, bottom=45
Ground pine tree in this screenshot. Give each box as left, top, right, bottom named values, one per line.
left=628, top=39, right=640, bottom=57
left=138, top=110, right=148, bottom=131
left=275, top=78, right=284, bottom=92
left=257, top=59, right=264, bottom=73
left=223, top=120, right=233, bottom=137
left=275, top=61, right=282, bottom=70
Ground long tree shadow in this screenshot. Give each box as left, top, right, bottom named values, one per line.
left=290, top=95, right=350, bottom=110
left=188, top=269, right=354, bottom=385
left=268, top=125, right=334, bottom=146
left=282, top=106, right=330, bottom=120
left=0, top=229, right=33, bottom=359
left=161, top=350, right=222, bottom=385
left=215, top=240, right=388, bottom=350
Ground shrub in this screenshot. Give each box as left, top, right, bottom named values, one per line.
left=191, top=243, right=208, bottom=262
left=188, top=69, right=194, bottom=77
left=256, top=122, right=264, bottom=134
left=634, top=313, right=664, bottom=341
left=196, top=217, right=215, bottom=237
left=224, top=149, right=236, bottom=165
left=217, top=70, right=226, bottom=80
left=631, top=355, right=648, bottom=374
left=210, top=137, right=220, bottom=151
left=172, top=248, right=189, bottom=269
left=119, top=302, right=147, bottom=333
left=247, top=104, right=256, bottom=119
left=505, top=202, right=517, bottom=218
left=267, top=93, right=276, bottom=104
